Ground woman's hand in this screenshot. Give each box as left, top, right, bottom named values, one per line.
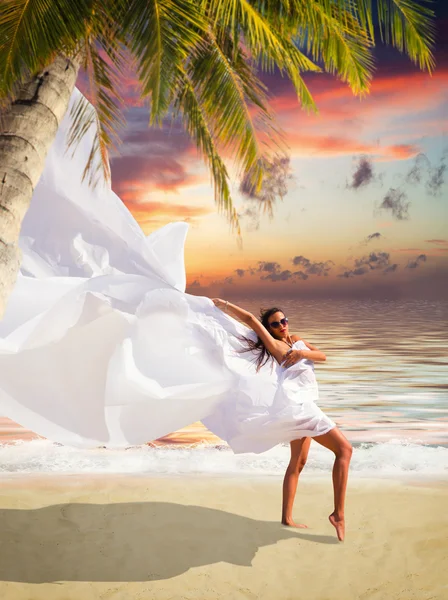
left=212, top=299, right=256, bottom=325
left=281, top=348, right=304, bottom=368
left=212, top=298, right=226, bottom=310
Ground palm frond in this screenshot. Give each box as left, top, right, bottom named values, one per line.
left=67, top=7, right=127, bottom=187
left=0, top=0, right=92, bottom=99
left=352, top=0, right=375, bottom=42
left=204, top=0, right=319, bottom=74
left=188, top=33, right=273, bottom=193
left=204, top=0, right=284, bottom=66
left=282, top=0, right=374, bottom=96
left=174, top=68, right=241, bottom=236
left=226, top=40, right=287, bottom=150
left=121, top=0, right=206, bottom=125
left=375, top=0, right=436, bottom=71
left=201, top=0, right=321, bottom=114
left=277, top=37, right=321, bottom=108
left=67, top=94, right=108, bottom=186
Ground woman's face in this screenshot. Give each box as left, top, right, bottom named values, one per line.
left=267, top=311, right=289, bottom=339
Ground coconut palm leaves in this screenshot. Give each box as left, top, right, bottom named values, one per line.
left=175, top=69, right=238, bottom=231
left=0, top=0, right=436, bottom=224
left=358, top=0, right=436, bottom=71
left=68, top=9, right=127, bottom=185
left=0, top=0, right=92, bottom=98
left=121, top=0, right=206, bottom=125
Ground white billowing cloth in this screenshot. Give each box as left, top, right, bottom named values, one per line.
left=0, top=89, right=335, bottom=453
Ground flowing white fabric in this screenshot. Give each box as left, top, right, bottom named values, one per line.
left=0, top=89, right=335, bottom=453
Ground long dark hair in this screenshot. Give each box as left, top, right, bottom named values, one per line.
left=237, top=307, right=284, bottom=372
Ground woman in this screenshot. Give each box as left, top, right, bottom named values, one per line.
left=211, top=299, right=352, bottom=542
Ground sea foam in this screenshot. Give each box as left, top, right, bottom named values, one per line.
left=0, top=439, right=447, bottom=478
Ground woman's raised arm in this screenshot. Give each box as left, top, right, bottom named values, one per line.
left=212, top=298, right=279, bottom=356
left=212, top=298, right=253, bottom=324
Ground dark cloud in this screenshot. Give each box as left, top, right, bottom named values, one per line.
left=426, top=157, right=447, bottom=197
left=355, top=251, right=391, bottom=270
left=195, top=258, right=448, bottom=300
left=293, top=270, right=308, bottom=280
left=291, top=255, right=333, bottom=276
left=257, top=261, right=282, bottom=274
left=339, top=251, right=391, bottom=278
left=239, top=155, right=293, bottom=207
left=234, top=266, right=265, bottom=278
left=365, top=232, right=382, bottom=244
left=380, top=188, right=410, bottom=220
left=340, top=264, right=375, bottom=278
left=406, top=254, right=427, bottom=269
left=112, top=155, right=197, bottom=197
left=291, top=256, right=310, bottom=267
left=405, top=153, right=430, bottom=185
left=188, top=280, right=202, bottom=288
left=224, top=276, right=234, bottom=285
left=257, top=261, right=304, bottom=282
left=238, top=260, right=315, bottom=283
left=110, top=116, right=200, bottom=201
left=347, top=156, right=375, bottom=190
left=238, top=205, right=260, bottom=232
left=383, top=264, right=398, bottom=275
left=338, top=266, right=369, bottom=278
left=235, top=255, right=334, bottom=283
left=120, top=124, right=193, bottom=156
left=261, top=270, right=294, bottom=282
left=425, top=239, right=448, bottom=245
left=307, top=263, right=333, bottom=276
left=404, top=151, right=447, bottom=196
left=339, top=270, right=361, bottom=278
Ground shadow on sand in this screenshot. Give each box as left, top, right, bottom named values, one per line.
left=0, top=502, right=338, bottom=582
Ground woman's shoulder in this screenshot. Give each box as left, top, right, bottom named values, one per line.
left=290, top=334, right=307, bottom=349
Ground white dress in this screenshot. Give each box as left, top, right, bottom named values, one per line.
left=204, top=339, right=335, bottom=453
left=0, top=89, right=335, bottom=453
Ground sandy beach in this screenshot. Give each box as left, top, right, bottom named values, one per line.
left=0, top=475, right=446, bottom=600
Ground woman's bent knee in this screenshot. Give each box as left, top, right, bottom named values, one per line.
left=296, top=458, right=308, bottom=473
left=288, top=457, right=307, bottom=474
left=340, top=442, right=353, bottom=460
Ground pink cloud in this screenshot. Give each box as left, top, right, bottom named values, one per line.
left=270, top=69, right=448, bottom=159
left=285, top=133, right=419, bottom=160
left=124, top=199, right=213, bottom=232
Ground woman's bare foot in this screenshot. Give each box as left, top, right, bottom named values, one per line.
left=329, top=512, right=345, bottom=541
left=281, top=518, right=308, bottom=528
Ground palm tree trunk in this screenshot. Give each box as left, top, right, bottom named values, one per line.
left=0, top=53, right=81, bottom=319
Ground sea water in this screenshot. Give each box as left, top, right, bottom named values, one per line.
left=1, top=298, right=447, bottom=477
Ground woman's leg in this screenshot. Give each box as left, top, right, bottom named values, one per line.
left=313, top=427, right=353, bottom=541
left=281, top=436, right=311, bottom=527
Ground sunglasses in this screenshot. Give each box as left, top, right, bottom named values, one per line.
left=268, top=317, right=288, bottom=329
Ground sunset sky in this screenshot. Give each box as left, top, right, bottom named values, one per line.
left=109, top=7, right=448, bottom=300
